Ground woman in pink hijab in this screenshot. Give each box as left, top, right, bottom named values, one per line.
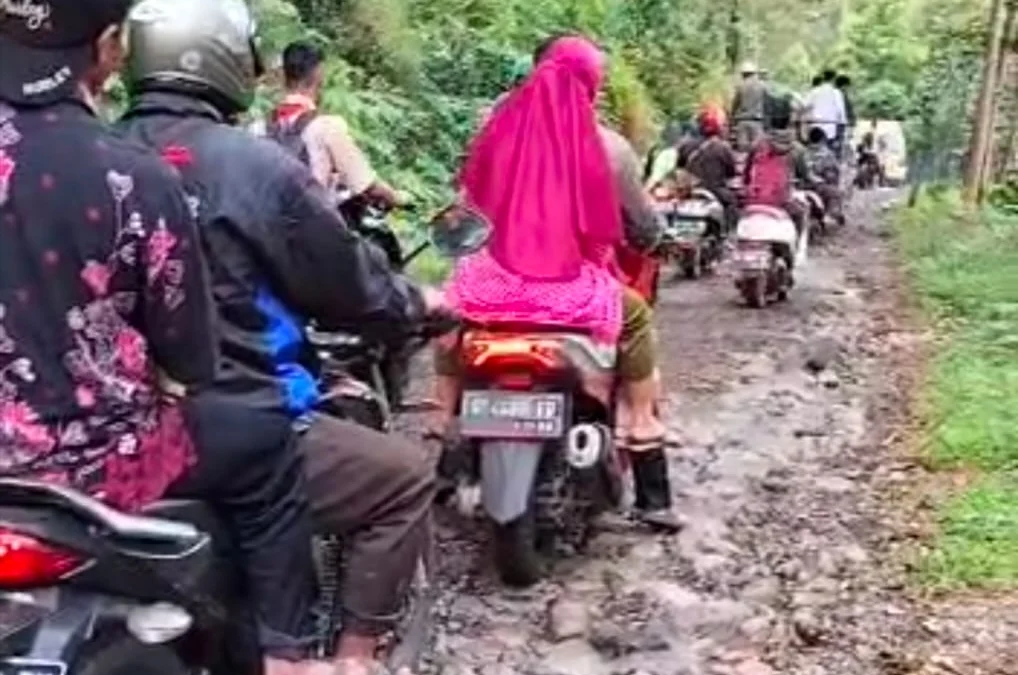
left=435, top=35, right=679, bottom=531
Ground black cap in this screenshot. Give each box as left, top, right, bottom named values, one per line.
left=0, top=0, right=133, bottom=105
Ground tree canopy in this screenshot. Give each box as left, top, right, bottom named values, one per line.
left=250, top=0, right=992, bottom=206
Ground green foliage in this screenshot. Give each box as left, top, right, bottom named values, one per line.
left=921, top=478, right=1018, bottom=588
left=988, top=174, right=1018, bottom=215
left=897, top=194, right=1018, bottom=587
left=246, top=0, right=988, bottom=221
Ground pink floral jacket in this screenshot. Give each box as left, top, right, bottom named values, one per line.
left=0, top=100, right=216, bottom=511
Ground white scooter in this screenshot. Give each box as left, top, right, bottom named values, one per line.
left=733, top=205, right=808, bottom=308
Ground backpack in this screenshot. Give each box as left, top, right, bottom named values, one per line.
left=266, top=110, right=318, bottom=167
left=745, top=140, right=791, bottom=208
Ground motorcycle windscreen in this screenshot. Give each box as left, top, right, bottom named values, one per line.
left=480, top=441, right=543, bottom=525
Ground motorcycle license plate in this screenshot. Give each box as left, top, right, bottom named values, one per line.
left=737, top=250, right=770, bottom=270
left=669, top=220, right=705, bottom=238
left=459, top=391, right=567, bottom=440
left=0, top=660, right=66, bottom=675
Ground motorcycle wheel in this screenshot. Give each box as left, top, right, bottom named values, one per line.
left=774, top=257, right=791, bottom=302
left=741, top=275, right=767, bottom=309
left=492, top=507, right=542, bottom=588
left=75, top=638, right=189, bottom=675
left=681, top=249, right=702, bottom=280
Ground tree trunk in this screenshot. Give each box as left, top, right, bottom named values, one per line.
left=982, top=0, right=1018, bottom=186
left=964, top=0, right=1008, bottom=204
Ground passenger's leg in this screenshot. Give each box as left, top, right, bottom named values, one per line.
left=298, top=416, right=436, bottom=674
left=617, top=289, right=664, bottom=442
left=430, top=334, right=460, bottom=436
left=175, top=396, right=325, bottom=675
left=616, top=289, right=681, bottom=533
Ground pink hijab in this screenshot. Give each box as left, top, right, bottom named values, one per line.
left=458, top=37, right=623, bottom=282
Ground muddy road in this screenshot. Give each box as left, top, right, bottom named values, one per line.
left=402, top=192, right=1016, bottom=675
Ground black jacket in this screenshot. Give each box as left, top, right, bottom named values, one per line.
left=117, top=93, right=424, bottom=418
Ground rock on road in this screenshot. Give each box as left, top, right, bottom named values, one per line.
left=401, top=191, right=1018, bottom=675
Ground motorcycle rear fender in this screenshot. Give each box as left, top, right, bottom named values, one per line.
left=479, top=441, right=543, bottom=525
left=1, top=588, right=104, bottom=663
left=461, top=332, right=615, bottom=405
left=736, top=210, right=798, bottom=247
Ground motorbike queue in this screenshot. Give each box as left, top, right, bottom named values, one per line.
left=0, top=1, right=857, bottom=672
left=644, top=62, right=857, bottom=308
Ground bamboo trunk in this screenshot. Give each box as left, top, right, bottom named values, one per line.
left=964, top=0, right=1008, bottom=204
left=982, top=0, right=1018, bottom=185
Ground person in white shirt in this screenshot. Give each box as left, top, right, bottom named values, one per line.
left=804, top=69, right=847, bottom=145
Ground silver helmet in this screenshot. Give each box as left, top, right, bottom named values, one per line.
left=125, top=0, right=264, bottom=113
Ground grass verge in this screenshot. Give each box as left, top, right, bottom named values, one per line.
left=895, top=191, right=1018, bottom=588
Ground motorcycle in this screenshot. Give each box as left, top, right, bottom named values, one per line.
left=429, top=212, right=625, bottom=588
left=792, top=188, right=827, bottom=237
left=655, top=186, right=726, bottom=279
left=733, top=204, right=805, bottom=308
left=310, top=199, right=436, bottom=424
left=0, top=208, right=477, bottom=675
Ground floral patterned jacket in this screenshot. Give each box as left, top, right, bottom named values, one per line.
left=0, top=100, right=216, bottom=511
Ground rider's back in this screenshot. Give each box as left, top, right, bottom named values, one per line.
left=745, top=136, right=793, bottom=208
left=733, top=79, right=766, bottom=122
left=118, top=93, right=338, bottom=417
left=1, top=102, right=215, bottom=510
left=683, top=137, right=736, bottom=194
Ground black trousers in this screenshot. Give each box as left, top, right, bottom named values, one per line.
left=173, top=396, right=317, bottom=660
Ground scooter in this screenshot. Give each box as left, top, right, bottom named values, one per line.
left=733, top=204, right=805, bottom=308
left=658, top=187, right=727, bottom=279
left=448, top=325, right=624, bottom=587
left=429, top=213, right=625, bottom=588
left=0, top=208, right=478, bottom=675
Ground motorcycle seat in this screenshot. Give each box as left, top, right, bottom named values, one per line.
left=0, top=479, right=203, bottom=547
left=467, top=320, right=593, bottom=337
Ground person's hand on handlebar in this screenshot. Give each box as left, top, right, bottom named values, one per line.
left=420, top=286, right=448, bottom=314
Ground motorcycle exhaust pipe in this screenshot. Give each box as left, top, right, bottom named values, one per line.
left=564, top=424, right=612, bottom=470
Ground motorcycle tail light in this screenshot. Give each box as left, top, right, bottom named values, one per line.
left=738, top=240, right=768, bottom=252
left=0, top=528, right=89, bottom=590
left=461, top=336, right=565, bottom=375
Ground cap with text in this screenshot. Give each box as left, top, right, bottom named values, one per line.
left=0, top=0, right=133, bottom=105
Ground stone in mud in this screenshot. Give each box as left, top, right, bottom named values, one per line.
left=792, top=608, right=825, bottom=646
left=439, top=664, right=478, bottom=675
left=587, top=618, right=670, bottom=659
left=804, top=336, right=840, bottom=373
left=732, top=659, right=776, bottom=675
left=542, top=638, right=611, bottom=675
left=480, top=666, right=516, bottom=675
left=775, top=559, right=804, bottom=581
left=739, top=577, right=782, bottom=606
left=739, top=615, right=775, bottom=642
left=547, top=598, right=591, bottom=642
left=818, top=369, right=841, bottom=389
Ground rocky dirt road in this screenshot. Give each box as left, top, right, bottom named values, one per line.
left=407, top=193, right=1018, bottom=675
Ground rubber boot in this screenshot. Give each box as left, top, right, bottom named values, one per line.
left=630, top=448, right=682, bottom=533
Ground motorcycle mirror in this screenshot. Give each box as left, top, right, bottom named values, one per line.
left=428, top=203, right=492, bottom=259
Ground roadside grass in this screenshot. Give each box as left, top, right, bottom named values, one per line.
left=895, top=192, right=1018, bottom=588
